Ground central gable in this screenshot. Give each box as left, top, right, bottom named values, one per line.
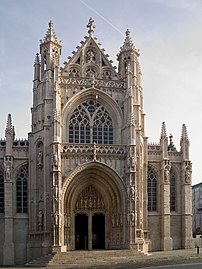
left=61, top=19, right=119, bottom=80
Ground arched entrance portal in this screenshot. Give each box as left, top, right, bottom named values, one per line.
left=74, top=185, right=105, bottom=250
left=62, top=162, right=126, bottom=251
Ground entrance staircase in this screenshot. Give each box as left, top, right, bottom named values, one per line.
left=25, top=249, right=148, bottom=268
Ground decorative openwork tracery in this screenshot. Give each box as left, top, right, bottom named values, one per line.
left=69, top=99, right=113, bottom=144
left=16, top=166, right=28, bottom=213
left=170, top=168, right=176, bottom=211
left=0, top=173, right=4, bottom=213
left=75, top=185, right=105, bottom=212
left=148, top=166, right=157, bottom=211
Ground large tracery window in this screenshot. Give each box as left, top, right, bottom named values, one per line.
left=16, top=166, right=28, bottom=213
left=69, top=100, right=113, bottom=144
left=0, top=173, right=4, bottom=213
left=170, top=168, right=176, bottom=211
left=148, top=166, right=157, bottom=211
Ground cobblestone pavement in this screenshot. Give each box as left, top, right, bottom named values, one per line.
left=1, top=249, right=202, bottom=269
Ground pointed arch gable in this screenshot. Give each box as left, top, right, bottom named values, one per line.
left=62, top=88, right=123, bottom=144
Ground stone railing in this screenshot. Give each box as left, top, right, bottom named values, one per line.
left=60, top=77, right=126, bottom=89
left=148, top=143, right=161, bottom=151
left=62, top=143, right=127, bottom=156
left=0, top=139, right=29, bottom=147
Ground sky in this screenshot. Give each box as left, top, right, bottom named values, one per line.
left=0, top=0, right=202, bottom=185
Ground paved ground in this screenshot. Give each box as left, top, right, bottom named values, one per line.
left=1, top=248, right=202, bottom=268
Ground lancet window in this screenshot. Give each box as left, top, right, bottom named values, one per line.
left=16, top=166, right=28, bottom=213
left=69, top=99, right=113, bottom=144
left=170, top=168, right=176, bottom=211
left=148, top=166, right=157, bottom=211
left=0, top=173, right=4, bottom=213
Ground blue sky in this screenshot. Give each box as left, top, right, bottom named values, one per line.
left=0, top=0, right=202, bottom=185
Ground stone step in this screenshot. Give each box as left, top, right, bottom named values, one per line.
left=25, top=249, right=147, bottom=268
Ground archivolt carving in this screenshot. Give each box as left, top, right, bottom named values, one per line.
left=75, top=185, right=105, bottom=212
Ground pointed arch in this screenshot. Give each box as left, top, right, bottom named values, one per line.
left=62, top=88, right=123, bottom=144
left=0, top=171, right=4, bottom=213
left=170, top=167, right=176, bottom=211
left=16, top=165, right=28, bottom=213
left=148, top=165, right=157, bottom=211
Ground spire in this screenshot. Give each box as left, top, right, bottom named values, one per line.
left=181, top=124, right=189, bottom=142
left=120, top=29, right=135, bottom=53
left=160, top=122, right=167, bottom=139
left=87, top=17, right=95, bottom=37
left=41, top=20, right=60, bottom=45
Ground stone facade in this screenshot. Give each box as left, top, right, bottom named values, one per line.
left=0, top=19, right=193, bottom=265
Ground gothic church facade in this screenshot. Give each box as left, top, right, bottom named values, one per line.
left=0, top=19, right=193, bottom=265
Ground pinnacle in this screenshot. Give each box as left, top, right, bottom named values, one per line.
left=181, top=124, right=189, bottom=141
left=120, top=29, right=135, bottom=52
left=160, top=122, right=167, bottom=138
left=5, top=113, right=15, bottom=137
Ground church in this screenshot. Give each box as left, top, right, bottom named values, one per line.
left=0, top=18, right=193, bottom=265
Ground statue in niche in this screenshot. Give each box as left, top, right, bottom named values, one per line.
left=164, top=166, right=170, bottom=183
left=130, top=185, right=135, bottom=200
left=52, top=153, right=58, bottom=169
left=111, top=214, right=115, bottom=227
left=37, top=150, right=43, bottom=168
left=131, top=156, right=135, bottom=168
left=86, top=49, right=95, bottom=63
left=185, top=168, right=191, bottom=183
left=38, top=210, right=44, bottom=230
left=54, top=211, right=59, bottom=226
left=4, top=162, right=11, bottom=181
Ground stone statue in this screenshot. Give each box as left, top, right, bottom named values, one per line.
left=37, top=150, right=43, bottom=167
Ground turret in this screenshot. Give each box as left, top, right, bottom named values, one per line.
left=5, top=114, right=15, bottom=156
left=39, top=20, right=62, bottom=79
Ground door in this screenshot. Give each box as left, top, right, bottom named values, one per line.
left=75, top=214, right=88, bottom=250
left=92, top=213, right=105, bottom=249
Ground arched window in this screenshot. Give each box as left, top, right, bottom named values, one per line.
left=16, top=166, right=28, bottom=213
left=148, top=166, right=157, bottom=211
left=170, top=168, right=176, bottom=211
left=69, top=100, right=113, bottom=144
left=0, top=173, right=4, bottom=213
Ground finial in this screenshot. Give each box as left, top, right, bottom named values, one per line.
left=34, top=53, right=40, bottom=64
left=168, top=133, right=175, bottom=151
left=49, top=19, right=54, bottom=29
left=87, top=17, right=95, bottom=37
left=126, top=29, right=131, bottom=38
